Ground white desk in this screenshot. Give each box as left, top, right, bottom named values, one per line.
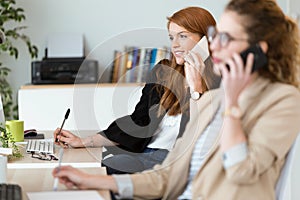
left=7, top=131, right=110, bottom=200
left=8, top=130, right=102, bottom=168
left=8, top=167, right=110, bottom=200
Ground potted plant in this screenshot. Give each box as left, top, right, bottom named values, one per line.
left=0, top=126, right=22, bottom=159
left=0, top=0, right=38, bottom=120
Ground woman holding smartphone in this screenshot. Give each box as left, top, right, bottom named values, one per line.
left=54, top=7, right=220, bottom=174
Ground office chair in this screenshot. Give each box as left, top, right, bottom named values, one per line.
left=275, top=134, right=300, bottom=200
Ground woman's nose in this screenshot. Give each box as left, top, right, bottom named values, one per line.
left=171, top=37, right=180, bottom=48
left=209, top=36, right=220, bottom=52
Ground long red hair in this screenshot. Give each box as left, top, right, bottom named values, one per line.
left=157, top=7, right=216, bottom=116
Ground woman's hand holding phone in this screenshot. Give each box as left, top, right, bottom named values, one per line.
left=183, top=36, right=209, bottom=92
left=227, top=44, right=268, bottom=72
left=216, top=44, right=268, bottom=106
left=184, top=51, right=205, bottom=92
left=184, top=36, right=209, bottom=71
left=223, top=52, right=255, bottom=106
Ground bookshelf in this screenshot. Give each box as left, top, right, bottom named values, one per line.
left=110, top=46, right=171, bottom=83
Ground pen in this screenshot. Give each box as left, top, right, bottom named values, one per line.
left=55, top=108, right=70, bottom=142
left=53, top=147, right=64, bottom=191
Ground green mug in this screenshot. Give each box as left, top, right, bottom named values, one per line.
left=5, top=120, right=24, bottom=142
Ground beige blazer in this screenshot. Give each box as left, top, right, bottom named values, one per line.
left=130, top=77, right=300, bottom=200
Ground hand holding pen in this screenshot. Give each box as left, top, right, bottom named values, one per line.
left=55, top=108, right=70, bottom=146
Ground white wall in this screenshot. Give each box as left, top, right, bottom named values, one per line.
left=288, top=0, right=300, bottom=26
left=0, top=0, right=289, bottom=104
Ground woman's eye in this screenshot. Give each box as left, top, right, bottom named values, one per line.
left=179, top=34, right=188, bottom=39
left=169, top=36, right=174, bottom=41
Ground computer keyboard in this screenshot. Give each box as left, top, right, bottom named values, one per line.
left=0, top=183, right=22, bottom=200
left=26, top=139, right=54, bottom=154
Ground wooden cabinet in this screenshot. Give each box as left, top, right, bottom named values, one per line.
left=18, top=83, right=143, bottom=131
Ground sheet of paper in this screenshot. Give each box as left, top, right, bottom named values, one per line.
left=47, top=33, right=83, bottom=58
left=0, top=147, right=12, bottom=155
left=27, top=190, right=104, bottom=200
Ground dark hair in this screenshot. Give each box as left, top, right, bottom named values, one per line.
left=157, top=7, right=216, bottom=116
left=226, top=0, right=300, bottom=88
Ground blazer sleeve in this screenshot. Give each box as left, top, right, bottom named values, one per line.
left=98, top=62, right=165, bottom=153
left=225, top=86, right=300, bottom=184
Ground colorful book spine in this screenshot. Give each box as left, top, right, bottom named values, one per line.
left=111, top=50, right=121, bottom=83
left=141, top=48, right=152, bottom=82
left=118, top=47, right=129, bottom=83
left=125, top=46, right=134, bottom=83
left=136, top=48, right=145, bottom=83
left=130, top=47, right=139, bottom=82
left=149, top=48, right=157, bottom=71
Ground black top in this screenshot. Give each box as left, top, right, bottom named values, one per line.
left=99, top=61, right=190, bottom=153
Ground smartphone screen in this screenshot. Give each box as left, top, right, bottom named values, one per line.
left=226, top=44, right=268, bottom=73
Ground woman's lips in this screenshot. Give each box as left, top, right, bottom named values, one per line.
left=173, top=50, right=185, bottom=57
left=212, top=57, right=222, bottom=64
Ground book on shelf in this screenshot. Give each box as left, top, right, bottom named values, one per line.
left=111, top=50, right=122, bottom=83
left=129, top=47, right=140, bottom=82
left=135, top=48, right=146, bottom=83
left=118, top=47, right=130, bottom=83
left=141, top=48, right=153, bottom=82
left=111, top=46, right=170, bottom=83
left=149, top=48, right=157, bottom=71
left=124, top=46, right=132, bottom=83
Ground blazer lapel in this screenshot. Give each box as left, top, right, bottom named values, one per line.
left=191, top=77, right=271, bottom=185
left=164, top=89, right=222, bottom=199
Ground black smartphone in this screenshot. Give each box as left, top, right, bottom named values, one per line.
left=227, top=44, right=268, bottom=73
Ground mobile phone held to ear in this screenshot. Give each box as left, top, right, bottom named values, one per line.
left=191, top=36, right=210, bottom=61
left=227, top=44, right=268, bottom=73
left=241, top=44, right=268, bottom=72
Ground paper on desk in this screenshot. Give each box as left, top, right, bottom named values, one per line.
left=0, top=147, right=12, bottom=155
left=47, top=33, right=84, bottom=58
left=27, top=190, right=104, bottom=200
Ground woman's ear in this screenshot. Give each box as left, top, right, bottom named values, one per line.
left=258, top=41, right=268, bottom=53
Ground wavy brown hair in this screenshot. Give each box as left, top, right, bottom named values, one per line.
left=157, top=7, right=217, bottom=116
left=226, top=0, right=300, bottom=88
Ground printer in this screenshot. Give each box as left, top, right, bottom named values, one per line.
left=31, top=57, right=98, bottom=84
left=32, top=33, right=99, bottom=84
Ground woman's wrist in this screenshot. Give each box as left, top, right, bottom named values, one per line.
left=89, top=175, right=118, bottom=192
left=224, top=97, right=239, bottom=108
left=190, top=85, right=203, bottom=94
left=82, top=135, right=94, bottom=147
left=223, top=105, right=242, bottom=119
left=190, top=90, right=202, bottom=100
left=189, top=85, right=203, bottom=101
